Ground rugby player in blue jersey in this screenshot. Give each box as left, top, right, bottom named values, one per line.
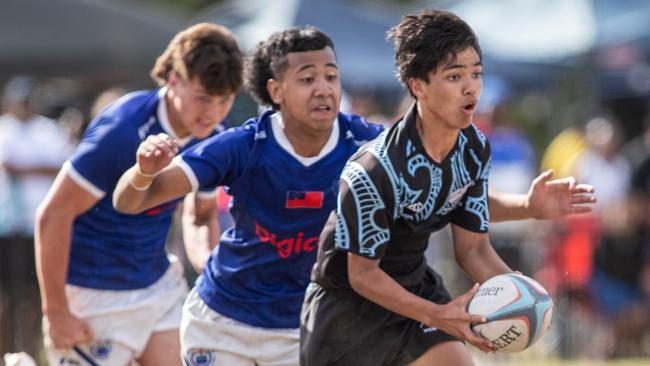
left=35, top=23, right=242, bottom=366
left=114, top=26, right=594, bottom=366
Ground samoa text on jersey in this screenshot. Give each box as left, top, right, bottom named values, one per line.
left=175, top=110, right=383, bottom=328
left=66, top=88, right=221, bottom=290
left=313, top=103, right=492, bottom=290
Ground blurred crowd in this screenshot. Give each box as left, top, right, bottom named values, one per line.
left=0, top=70, right=649, bottom=363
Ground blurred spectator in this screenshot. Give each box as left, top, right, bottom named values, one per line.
left=90, top=87, right=127, bottom=119
left=538, top=113, right=631, bottom=358
left=587, top=154, right=650, bottom=358
left=349, top=90, right=391, bottom=126
left=483, top=102, right=537, bottom=274
left=0, top=76, right=72, bottom=359
left=622, top=111, right=650, bottom=172
left=0, top=76, right=74, bottom=233
left=540, top=127, right=586, bottom=179
left=575, top=114, right=630, bottom=211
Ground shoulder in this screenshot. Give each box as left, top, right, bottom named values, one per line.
left=188, top=116, right=259, bottom=156
left=338, top=112, right=384, bottom=143
left=461, top=123, right=491, bottom=160
left=462, top=123, right=489, bottom=150
left=83, top=90, right=159, bottom=142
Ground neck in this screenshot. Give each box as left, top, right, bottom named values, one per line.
left=416, top=103, right=459, bottom=163
left=281, top=114, right=333, bottom=157
left=164, top=89, right=189, bottom=138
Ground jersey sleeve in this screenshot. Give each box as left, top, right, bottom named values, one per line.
left=67, top=115, right=136, bottom=198
left=450, top=131, right=491, bottom=233
left=332, top=153, right=394, bottom=259
left=174, top=127, right=252, bottom=193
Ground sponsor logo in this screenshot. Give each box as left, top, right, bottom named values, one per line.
left=447, top=182, right=474, bottom=206
left=405, top=202, right=424, bottom=213
left=491, top=325, right=523, bottom=350
left=255, top=222, right=318, bottom=259
left=138, top=116, right=157, bottom=140
left=438, top=181, right=474, bottom=215
left=419, top=323, right=438, bottom=333
left=475, top=286, right=504, bottom=297
left=188, top=349, right=214, bottom=366
left=58, top=358, right=81, bottom=365
left=90, top=340, right=112, bottom=359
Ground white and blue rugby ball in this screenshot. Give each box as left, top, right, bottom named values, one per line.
left=467, top=273, right=553, bottom=353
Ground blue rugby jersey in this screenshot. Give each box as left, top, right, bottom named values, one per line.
left=66, top=88, right=220, bottom=290
left=176, top=110, right=383, bottom=328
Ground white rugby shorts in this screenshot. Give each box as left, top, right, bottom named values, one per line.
left=181, top=288, right=299, bottom=366
left=44, top=257, right=188, bottom=365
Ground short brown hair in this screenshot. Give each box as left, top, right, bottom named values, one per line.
left=151, top=23, right=243, bottom=95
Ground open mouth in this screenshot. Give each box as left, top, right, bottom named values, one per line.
left=463, top=102, right=477, bottom=113
left=313, top=105, right=332, bottom=112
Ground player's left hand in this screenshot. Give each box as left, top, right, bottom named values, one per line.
left=527, top=169, right=596, bottom=220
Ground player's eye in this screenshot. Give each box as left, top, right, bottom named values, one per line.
left=326, top=74, right=338, bottom=81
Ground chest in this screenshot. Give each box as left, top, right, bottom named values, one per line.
left=394, top=147, right=478, bottom=225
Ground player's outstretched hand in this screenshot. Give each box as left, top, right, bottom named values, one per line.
left=136, top=133, right=180, bottom=176
left=428, top=284, right=494, bottom=353
left=527, top=169, right=596, bottom=220
left=44, top=310, right=94, bottom=348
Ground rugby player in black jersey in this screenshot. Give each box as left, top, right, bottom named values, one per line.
left=301, top=9, right=551, bottom=366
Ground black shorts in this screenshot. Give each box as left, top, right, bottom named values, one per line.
left=300, top=268, right=458, bottom=366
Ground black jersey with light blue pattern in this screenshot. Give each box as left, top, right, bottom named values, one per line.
left=313, top=104, right=491, bottom=289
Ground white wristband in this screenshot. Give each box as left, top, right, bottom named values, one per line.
left=135, top=166, right=157, bottom=179
left=129, top=177, right=153, bottom=191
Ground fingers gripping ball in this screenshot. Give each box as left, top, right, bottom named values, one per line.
left=467, top=273, right=553, bottom=352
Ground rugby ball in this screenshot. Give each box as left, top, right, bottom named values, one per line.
left=467, top=273, right=553, bottom=352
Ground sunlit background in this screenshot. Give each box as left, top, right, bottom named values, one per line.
left=1, top=0, right=649, bottom=364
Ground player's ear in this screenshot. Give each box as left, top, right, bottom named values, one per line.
left=267, top=79, right=283, bottom=106
left=167, top=71, right=179, bottom=87
left=408, top=77, right=425, bottom=100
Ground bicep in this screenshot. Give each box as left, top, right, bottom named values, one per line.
left=142, top=163, right=193, bottom=210
left=38, top=169, right=99, bottom=223
left=450, top=223, right=488, bottom=254
left=183, top=193, right=217, bottom=224
left=347, top=252, right=381, bottom=285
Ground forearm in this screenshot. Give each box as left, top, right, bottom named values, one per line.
left=182, top=214, right=219, bottom=273
left=349, top=266, right=439, bottom=326
left=488, top=188, right=530, bottom=222
left=35, top=209, right=73, bottom=315
left=455, top=241, right=512, bottom=283
left=113, top=166, right=156, bottom=213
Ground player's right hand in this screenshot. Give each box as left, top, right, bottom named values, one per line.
left=427, top=283, right=495, bottom=353
left=136, top=133, right=180, bottom=176
left=44, top=310, right=94, bottom=348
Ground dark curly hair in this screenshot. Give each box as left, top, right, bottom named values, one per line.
left=388, top=9, right=481, bottom=96
left=244, top=26, right=335, bottom=109
left=151, top=23, right=243, bottom=96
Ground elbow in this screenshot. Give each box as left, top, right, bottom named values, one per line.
left=348, top=269, right=369, bottom=295
left=35, top=202, right=64, bottom=245
left=34, top=203, right=49, bottom=234
left=112, top=192, right=139, bottom=214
